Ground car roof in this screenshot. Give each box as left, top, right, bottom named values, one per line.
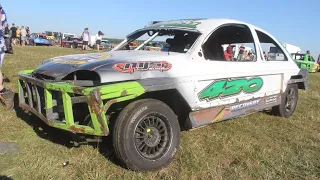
left=144, top=18, right=269, bottom=35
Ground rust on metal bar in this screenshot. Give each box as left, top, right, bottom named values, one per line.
left=70, top=125, right=88, bottom=134
left=72, top=87, right=85, bottom=95
left=88, top=89, right=108, bottom=135
left=121, top=90, right=127, bottom=96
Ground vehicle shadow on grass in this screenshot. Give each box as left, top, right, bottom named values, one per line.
left=12, top=93, right=123, bottom=168
left=0, top=176, right=13, bottom=180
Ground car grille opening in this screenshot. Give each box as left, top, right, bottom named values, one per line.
left=32, top=73, right=56, bottom=81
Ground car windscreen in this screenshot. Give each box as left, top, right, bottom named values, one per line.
left=118, top=29, right=201, bottom=53
left=293, top=54, right=305, bottom=60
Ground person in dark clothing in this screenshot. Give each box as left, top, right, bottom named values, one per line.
left=4, top=24, right=12, bottom=54
left=10, top=23, right=17, bottom=45
left=26, top=26, right=30, bottom=45
left=0, top=4, right=15, bottom=110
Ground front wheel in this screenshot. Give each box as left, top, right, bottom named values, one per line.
left=272, top=84, right=298, bottom=118
left=113, top=99, right=180, bottom=171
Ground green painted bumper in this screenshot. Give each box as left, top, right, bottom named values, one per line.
left=18, top=70, right=145, bottom=136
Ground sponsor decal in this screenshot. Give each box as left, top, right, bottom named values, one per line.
left=199, top=77, right=263, bottom=101
left=265, top=95, right=278, bottom=104
left=230, top=99, right=261, bottom=111
left=132, top=106, right=148, bottom=123
left=48, top=53, right=112, bottom=65
left=113, top=61, right=172, bottom=73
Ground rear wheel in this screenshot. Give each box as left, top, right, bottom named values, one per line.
left=113, top=99, right=180, bottom=171
left=272, top=84, right=298, bottom=118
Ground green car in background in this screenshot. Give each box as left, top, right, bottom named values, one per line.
left=291, top=53, right=319, bottom=73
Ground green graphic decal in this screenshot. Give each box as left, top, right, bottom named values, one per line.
left=199, top=77, right=263, bottom=100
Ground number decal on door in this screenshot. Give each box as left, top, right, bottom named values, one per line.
left=199, top=77, right=263, bottom=101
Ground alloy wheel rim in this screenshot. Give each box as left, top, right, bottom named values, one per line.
left=134, top=113, right=171, bottom=160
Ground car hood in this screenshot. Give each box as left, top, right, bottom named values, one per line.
left=32, top=50, right=185, bottom=83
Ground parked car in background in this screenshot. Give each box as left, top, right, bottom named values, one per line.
left=61, top=36, right=83, bottom=48
left=143, top=41, right=163, bottom=51
left=89, top=38, right=113, bottom=50
left=62, top=33, right=75, bottom=40
left=292, top=53, right=319, bottom=72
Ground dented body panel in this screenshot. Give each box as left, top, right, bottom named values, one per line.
left=18, top=70, right=144, bottom=136
left=18, top=18, right=308, bottom=135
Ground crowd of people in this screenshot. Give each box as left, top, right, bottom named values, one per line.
left=4, top=23, right=31, bottom=46
left=224, top=44, right=255, bottom=61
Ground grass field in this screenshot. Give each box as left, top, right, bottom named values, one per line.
left=0, top=46, right=319, bottom=180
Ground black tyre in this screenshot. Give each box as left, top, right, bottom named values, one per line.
left=272, top=84, right=298, bottom=118
left=113, top=99, right=180, bottom=171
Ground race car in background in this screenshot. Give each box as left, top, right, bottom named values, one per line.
left=33, top=33, right=53, bottom=46
left=292, top=53, right=319, bottom=72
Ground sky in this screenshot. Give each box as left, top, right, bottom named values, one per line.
left=2, top=0, right=319, bottom=57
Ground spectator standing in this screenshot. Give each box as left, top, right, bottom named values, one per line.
left=95, top=31, right=104, bottom=51
left=263, top=51, right=267, bottom=59
left=4, top=24, right=12, bottom=53
left=10, top=23, right=17, bottom=45
left=20, top=26, right=27, bottom=46
left=0, top=4, right=14, bottom=106
left=26, top=26, right=30, bottom=45
left=226, top=44, right=234, bottom=60
left=82, top=28, right=90, bottom=50
left=16, top=26, right=21, bottom=45
left=237, top=44, right=245, bottom=61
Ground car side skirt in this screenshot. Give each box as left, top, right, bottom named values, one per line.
left=188, top=94, right=281, bottom=128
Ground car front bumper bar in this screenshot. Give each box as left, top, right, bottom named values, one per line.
left=18, top=70, right=145, bottom=136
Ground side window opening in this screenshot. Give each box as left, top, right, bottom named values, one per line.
left=255, top=30, right=288, bottom=61
left=202, top=24, right=257, bottom=62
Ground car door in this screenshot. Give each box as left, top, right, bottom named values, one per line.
left=188, top=23, right=283, bottom=126
left=252, top=29, right=300, bottom=93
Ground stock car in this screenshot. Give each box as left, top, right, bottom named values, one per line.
left=292, top=53, right=319, bottom=72
left=17, top=18, right=308, bottom=171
